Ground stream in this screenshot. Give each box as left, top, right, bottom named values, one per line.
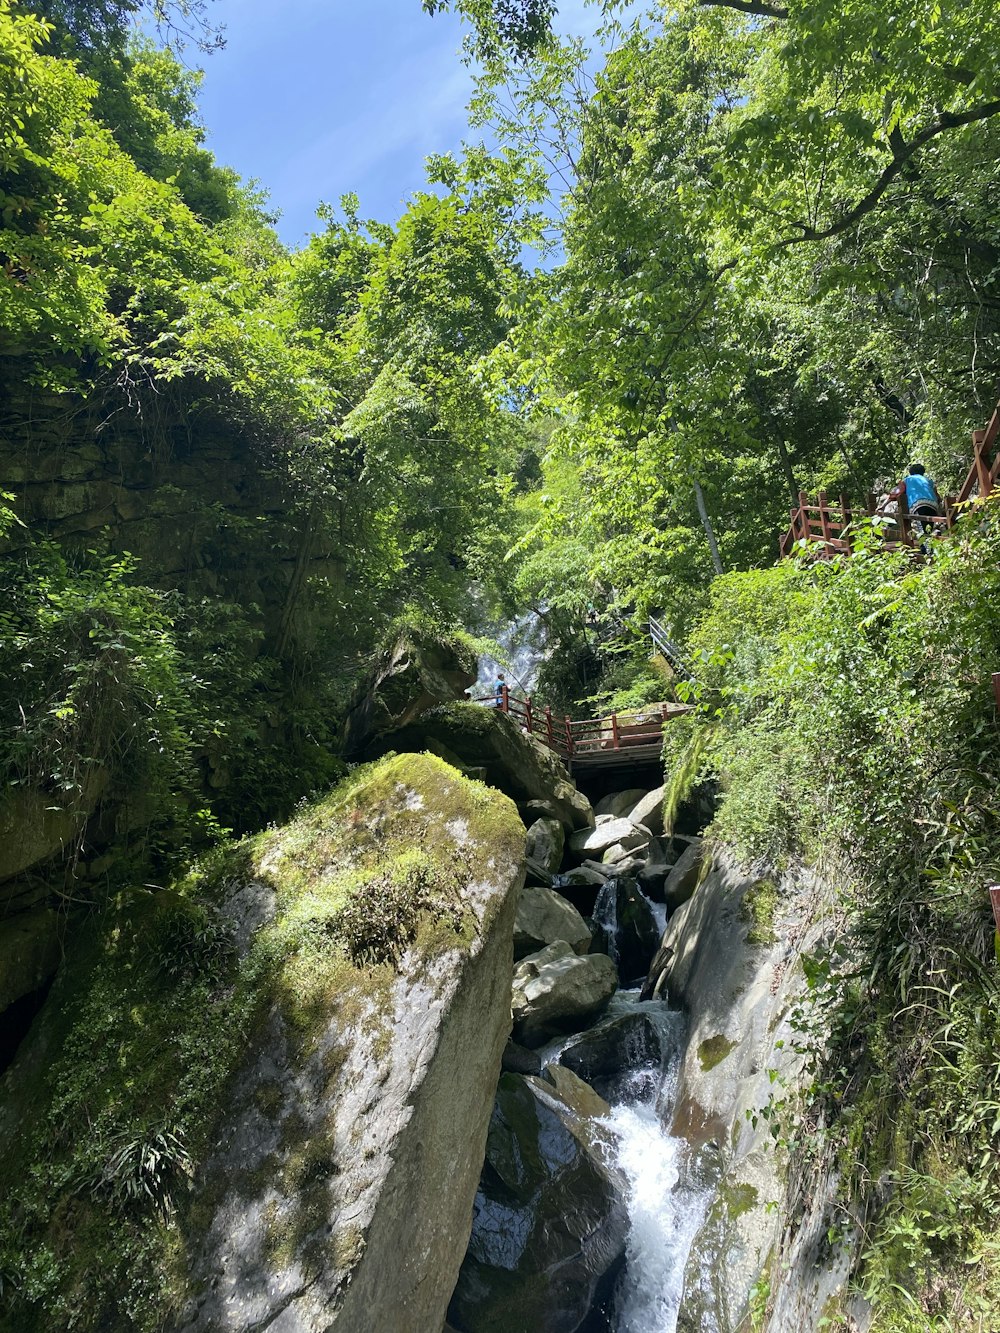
left=535, top=980, right=712, bottom=1333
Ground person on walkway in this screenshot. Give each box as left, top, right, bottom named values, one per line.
left=494, top=671, right=507, bottom=709
left=888, top=464, right=943, bottom=547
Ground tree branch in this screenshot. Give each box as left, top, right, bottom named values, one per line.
left=780, top=97, right=1000, bottom=248
left=697, top=0, right=788, bottom=18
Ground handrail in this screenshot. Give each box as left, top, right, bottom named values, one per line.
left=648, top=615, right=694, bottom=680
left=479, top=688, right=689, bottom=765
left=780, top=399, right=999, bottom=561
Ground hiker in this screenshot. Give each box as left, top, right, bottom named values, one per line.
left=494, top=671, right=507, bottom=709
left=888, top=463, right=943, bottom=546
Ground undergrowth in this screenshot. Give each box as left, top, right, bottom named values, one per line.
left=665, top=503, right=1000, bottom=1325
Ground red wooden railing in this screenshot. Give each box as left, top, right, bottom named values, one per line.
left=779, top=398, right=999, bottom=561
left=483, top=687, right=690, bottom=767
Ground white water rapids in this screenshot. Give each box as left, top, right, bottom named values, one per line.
left=542, top=990, right=713, bottom=1333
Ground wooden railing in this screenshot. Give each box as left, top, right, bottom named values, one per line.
left=779, top=488, right=957, bottom=559
left=482, top=687, right=690, bottom=767
left=956, top=399, right=1000, bottom=505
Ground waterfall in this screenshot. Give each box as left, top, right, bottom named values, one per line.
left=541, top=991, right=713, bottom=1333
left=476, top=609, right=548, bottom=695
left=592, top=879, right=620, bottom=969
left=600, top=997, right=711, bottom=1332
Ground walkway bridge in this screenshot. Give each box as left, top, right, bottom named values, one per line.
left=780, top=398, right=1000, bottom=560
left=485, top=687, right=692, bottom=772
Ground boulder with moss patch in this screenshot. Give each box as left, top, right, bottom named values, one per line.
left=375, top=703, right=594, bottom=832
left=0, top=753, right=525, bottom=1333
left=342, top=624, right=477, bottom=756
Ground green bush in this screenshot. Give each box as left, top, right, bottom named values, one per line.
left=672, top=506, right=1000, bottom=1318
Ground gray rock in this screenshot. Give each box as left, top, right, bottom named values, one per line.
left=524, top=816, right=565, bottom=876
left=559, top=1012, right=663, bottom=1099
left=514, top=887, right=592, bottom=960
left=556, top=865, right=608, bottom=888
left=502, top=1040, right=543, bottom=1076
left=448, top=1071, right=627, bottom=1333
left=595, top=788, right=647, bottom=818
left=512, top=941, right=618, bottom=1046
left=374, top=703, right=594, bottom=832
left=0, top=907, right=61, bottom=1015
left=568, top=817, right=645, bottom=860
left=610, top=879, right=666, bottom=986
left=626, top=785, right=666, bottom=836
left=663, top=837, right=705, bottom=912
left=601, top=839, right=649, bottom=867
left=638, top=835, right=671, bottom=901
left=342, top=623, right=476, bottom=756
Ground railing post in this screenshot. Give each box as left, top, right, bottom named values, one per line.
left=564, top=716, right=573, bottom=756
left=974, top=428, right=989, bottom=495
left=500, top=684, right=509, bottom=713
left=945, top=494, right=956, bottom=529
left=611, top=712, right=620, bottom=749
left=897, top=491, right=910, bottom=546
left=817, top=490, right=831, bottom=546
left=525, top=695, right=533, bottom=733
left=545, top=705, right=554, bottom=749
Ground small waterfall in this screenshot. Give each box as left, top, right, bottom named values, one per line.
left=600, top=1001, right=711, bottom=1332
left=592, top=878, right=620, bottom=968
left=476, top=609, right=548, bottom=695
left=542, top=992, right=713, bottom=1333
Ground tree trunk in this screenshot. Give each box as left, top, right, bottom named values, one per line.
left=693, top=478, right=724, bottom=576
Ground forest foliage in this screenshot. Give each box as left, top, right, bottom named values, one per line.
left=2, top=0, right=1000, bottom=1323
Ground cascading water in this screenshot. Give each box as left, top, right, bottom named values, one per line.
left=599, top=997, right=712, bottom=1332
left=476, top=609, right=548, bottom=695
left=539, top=988, right=713, bottom=1333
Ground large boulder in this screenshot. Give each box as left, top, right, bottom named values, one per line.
left=607, top=878, right=663, bottom=982
left=0, top=754, right=525, bottom=1333
left=568, top=817, right=646, bottom=861
left=377, top=703, right=594, bottom=832
left=594, top=788, right=647, bottom=818
left=512, top=941, right=618, bottom=1046
left=514, top=887, right=592, bottom=960
left=559, top=1011, right=663, bottom=1100
left=0, top=906, right=61, bottom=1015
left=627, top=785, right=666, bottom=836
left=524, top=816, right=565, bottom=875
left=447, top=1071, right=627, bottom=1333
left=342, top=624, right=477, bottom=756
left=663, top=837, right=705, bottom=912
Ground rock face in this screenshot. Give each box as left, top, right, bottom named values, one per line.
left=606, top=878, right=662, bottom=982
left=0, top=906, right=61, bottom=1014
left=378, top=704, right=594, bottom=832
left=524, top=816, right=565, bottom=875
left=559, top=1011, right=662, bottom=1100
left=662, top=850, right=859, bottom=1333
left=568, top=817, right=646, bottom=860
left=342, top=625, right=477, bottom=756
left=512, top=941, right=618, bottom=1046
left=662, top=837, right=704, bottom=911
left=0, top=754, right=526, bottom=1333
left=447, top=1071, right=627, bottom=1333
left=514, top=887, right=592, bottom=960
left=626, top=784, right=666, bottom=836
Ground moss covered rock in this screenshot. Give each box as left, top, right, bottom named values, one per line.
left=375, top=703, right=594, bottom=832
left=342, top=624, right=477, bottom=757
left=0, top=753, right=525, bottom=1333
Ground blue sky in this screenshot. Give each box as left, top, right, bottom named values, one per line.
left=194, top=0, right=623, bottom=247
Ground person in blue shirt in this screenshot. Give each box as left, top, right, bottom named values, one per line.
left=888, top=463, right=942, bottom=546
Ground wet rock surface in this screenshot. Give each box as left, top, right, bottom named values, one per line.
left=447, top=1072, right=627, bottom=1333
left=559, top=1012, right=663, bottom=1101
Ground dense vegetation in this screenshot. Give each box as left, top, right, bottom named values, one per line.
left=2, top=0, right=1000, bottom=1326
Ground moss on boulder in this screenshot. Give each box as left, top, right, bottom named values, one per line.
left=376, top=703, right=594, bottom=832
left=0, top=753, right=524, bottom=1333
